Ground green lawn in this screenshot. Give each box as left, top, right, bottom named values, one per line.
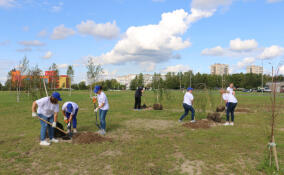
left=0, top=90, right=283, bottom=175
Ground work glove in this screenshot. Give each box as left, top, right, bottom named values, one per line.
left=32, top=112, right=37, bottom=118
left=94, top=108, right=99, bottom=113
left=64, top=116, right=67, bottom=120
left=52, top=122, right=56, bottom=128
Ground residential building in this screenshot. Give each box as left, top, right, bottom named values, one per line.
left=246, top=65, right=263, bottom=74
left=59, top=75, right=70, bottom=89
left=210, top=64, right=229, bottom=75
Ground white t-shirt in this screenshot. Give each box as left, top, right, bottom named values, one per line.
left=97, top=92, right=109, bottom=110
left=227, top=87, right=234, bottom=94
left=183, top=92, right=194, bottom=106
left=36, top=97, right=59, bottom=117
left=228, top=93, right=238, bottom=103
left=62, top=102, right=79, bottom=115
left=222, top=93, right=229, bottom=101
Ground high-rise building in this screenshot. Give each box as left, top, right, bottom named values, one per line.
left=246, top=65, right=263, bottom=74
left=210, top=64, right=229, bottom=75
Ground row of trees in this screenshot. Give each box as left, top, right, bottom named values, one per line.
left=130, top=71, right=283, bottom=90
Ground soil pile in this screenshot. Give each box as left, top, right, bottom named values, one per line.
left=72, top=132, right=111, bottom=144
left=182, top=120, right=211, bottom=129
left=153, top=104, right=163, bottom=110
left=207, top=112, right=222, bottom=122
left=216, top=106, right=225, bottom=112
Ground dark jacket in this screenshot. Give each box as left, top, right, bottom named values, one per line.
left=135, top=87, right=143, bottom=98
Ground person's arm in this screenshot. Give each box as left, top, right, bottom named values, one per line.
left=54, top=112, right=58, bottom=123
left=32, top=101, right=38, bottom=117
left=62, top=110, right=66, bottom=117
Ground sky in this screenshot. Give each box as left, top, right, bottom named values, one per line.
left=0, top=0, right=284, bottom=84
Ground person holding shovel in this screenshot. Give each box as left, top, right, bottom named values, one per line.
left=225, top=89, right=238, bottom=126
left=94, top=85, right=109, bottom=135
left=179, top=87, right=195, bottom=123
left=32, top=92, right=62, bottom=146
left=62, top=102, right=79, bottom=133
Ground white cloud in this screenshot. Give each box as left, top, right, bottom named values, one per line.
left=191, top=0, right=234, bottom=10
left=201, top=46, right=225, bottom=56
left=51, top=24, right=75, bottom=40
left=0, top=0, right=16, bottom=8
left=259, top=45, right=284, bottom=60
left=51, top=2, right=63, bottom=12
left=76, top=20, right=120, bottom=39
left=16, top=48, right=32, bottom=52
left=162, top=64, right=190, bottom=73
left=237, top=57, right=255, bottom=69
left=88, top=9, right=215, bottom=66
left=279, top=65, right=284, bottom=74
left=57, top=64, right=68, bottom=69
left=0, top=40, right=10, bottom=46
left=37, top=30, right=47, bottom=37
left=18, top=40, right=45, bottom=46
left=267, top=0, right=283, bottom=3
left=230, top=38, right=258, bottom=51
left=42, top=51, right=53, bottom=59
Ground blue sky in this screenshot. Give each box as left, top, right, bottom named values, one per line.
left=0, top=0, right=284, bottom=84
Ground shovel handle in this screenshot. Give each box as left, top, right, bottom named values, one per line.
left=37, top=116, right=68, bottom=135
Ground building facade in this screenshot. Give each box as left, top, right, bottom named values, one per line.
left=246, top=65, right=263, bottom=74
left=210, top=64, right=229, bottom=75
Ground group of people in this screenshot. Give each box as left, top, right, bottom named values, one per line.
left=179, top=83, right=238, bottom=125
left=31, top=85, right=109, bottom=146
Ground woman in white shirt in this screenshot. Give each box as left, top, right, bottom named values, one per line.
left=31, top=92, right=62, bottom=146
left=225, top=84, right=238, bottom=126
left=179, top=87, right=195, bottom=123
left=94, top=85, right=109, bottom=135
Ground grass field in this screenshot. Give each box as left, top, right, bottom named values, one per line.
left=0, top=90, right=284, bottom=175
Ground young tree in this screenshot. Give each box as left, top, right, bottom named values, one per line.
left=16, top=56, right=29, bottom=102
left=48, top=63, right=59, bottom=90
left=67, top=65, right=74, bottom=96
left=86, top=57, right=103, bottom=97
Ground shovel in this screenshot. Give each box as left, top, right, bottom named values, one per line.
left=37, top=116, right=72, bottom=140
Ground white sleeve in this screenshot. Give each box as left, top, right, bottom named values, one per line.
left=102, top=94, right=107, bottom=103
left=190, top=94, right=194, bottom=100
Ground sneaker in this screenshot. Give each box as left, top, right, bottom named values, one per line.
left=96, top=129, right=102, bottom=134
left=178, top=120, right=182, bottom=123
left=190, top=120, right=196, bottom=123
left=98, top=129, right=106, bottom=135
left=73, top=129, right=77, bottom=133
left=230, top=122, right=234, bottom=126
left=40, top=140, right=50, bottom=146
left=50, top=138, right=59, bottom=143
left=224, top=122, right=230, bottom=126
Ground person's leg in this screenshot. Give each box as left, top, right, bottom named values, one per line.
left=226, top=103, right=231, bottom=122
left=47, top=115, right=54, bottom=140
left=179, top=103, right=189, bottom=121
left=101, top=110, right=108, bottom=131
left=138, top=96, right=141, bottom=109
left=99, top=109, right=103, bottom=129
left=231, top=103, right=237, bottom=122
left=134, top=97, right=138, bottom=109
left=38, top=114, right=48, bottom=141
left=72, top=109, right=78, bottom=129
left=189, top=106, right=195, bottom=120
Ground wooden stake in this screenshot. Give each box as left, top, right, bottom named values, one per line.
left=272, top=136, right=280, bottom=171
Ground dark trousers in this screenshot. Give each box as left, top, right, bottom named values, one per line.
left=226, top=103, right=237, bottom=122
left=134, top=96, right=141, bottom=109
left=180, top=103, right=195, bottom=121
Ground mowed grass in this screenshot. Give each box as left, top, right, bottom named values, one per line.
left=0, top=90, right=284, bottom=175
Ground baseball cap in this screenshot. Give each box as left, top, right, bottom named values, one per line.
left=187, top=87, right=193, bottom=91
left=66, top=103, right=73, bottom=113
left=93, top=85, right=101, bottom=93
left=52, top=92, right=62, bottom=101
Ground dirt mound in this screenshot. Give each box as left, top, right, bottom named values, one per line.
left=182, top=120, right=211, bottom=129
left=72, top=132, right=111, bottom=144
left=207, top=112, right=222, bottom=122
left=235, top=108, right=251, bottom=113
left=216, top=106, right=225, bottom=112
left=153, top=104, right=163, bottom=110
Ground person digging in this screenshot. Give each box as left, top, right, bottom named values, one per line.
left=224, top=84, right=238, bottom=126
left=93, top=85, right=109, bottom=135
left=62, top=102, right=79, bottom=134
left=179, top=87, right=195, bottom=123
left=32, top=92, right=62, bottom=146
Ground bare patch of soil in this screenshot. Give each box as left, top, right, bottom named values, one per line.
left=183, top=119, right=212, bottom=129
left=72, top=132, right=111, bottom=144
left=207, top=112, right=222, bottom=122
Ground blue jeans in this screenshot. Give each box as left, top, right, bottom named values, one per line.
left=38, top=114, right=54, bottom=141
left=99, top=109, right=108, bottom=130
left=179, top=103, right=195, bottom=121
left=226, top=103, right=237, bottom=122
left=65, top=109, right=79, bottom=128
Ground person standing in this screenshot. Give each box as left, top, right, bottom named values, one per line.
left=134, top=87, right=144, bottom=110
left=224, top=88, right=238, bottom=126
left=94, top=85, right=109, bottom=135
left=32, top=92, right=62, bottom=146
left=62, top=102, right=79, bottom=133
left=179, top=87, right=195, bottom=123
